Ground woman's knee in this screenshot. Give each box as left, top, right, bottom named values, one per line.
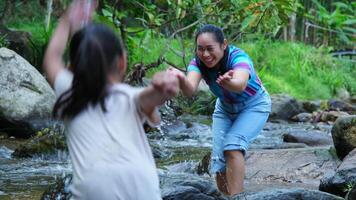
left=224, top=150, right=244, bottom=160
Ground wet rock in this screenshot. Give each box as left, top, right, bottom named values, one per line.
left=150, top=142, right=172, bottom=159
left=232, top=188, right=344, bottom=200
left=328, top=99, right=356, bottom=114
left=315, top=111, right=350, bottom=123
left=160, top=173, right=225, bottom=200
left=164, top=161, right=197, bottom=174
left=331, top=115, right=356, bottom=159
left=245, top=148, right=339, bottom=188
left=12, top=123, right=67, bottom=158
left=301, top=100, right=322, bottom=113
left=291, top=113, right=313, bottom=122
left=270, top=94, right=304, bottom=121
left=319, top=148, right=356, bottom=197
left=283, top=130, right=333, bottom=146
left=0, top=48, right=55, bottom=138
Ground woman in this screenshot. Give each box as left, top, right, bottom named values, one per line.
left=170, top=24, right=271, bottom=196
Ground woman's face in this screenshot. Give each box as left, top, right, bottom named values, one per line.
left=196, top=33, right=227, bottom=68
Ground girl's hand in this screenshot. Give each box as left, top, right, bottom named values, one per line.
left=67, top=0, right=96, bottom=34
left=152, top=71, right=179, bottom=99
left=167, top=67, right=186, bottom=88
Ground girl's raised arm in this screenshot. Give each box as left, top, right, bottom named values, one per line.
left=43, top=0, right=95, bottom=87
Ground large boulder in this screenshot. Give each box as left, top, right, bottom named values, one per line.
left=319, top=148, right=356, bottom=197
left=331, top=115, right=356, bottom=160
left=270, top=94, right=304, bottom=121
left=0, top=47, right=55, bottom=138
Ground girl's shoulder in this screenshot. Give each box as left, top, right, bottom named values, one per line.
left=109, top=83, right=143, bottom=96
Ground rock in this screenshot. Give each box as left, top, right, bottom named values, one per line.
left=150, top=142, right=172, bottom=159
left=12, top=123, right=67, bottom=158
left=283, top=131, right=333, bottom=146
left=232, top=188, right=344, bottom=200
left=0, top=27, right=32, bottom=62
left=336, top=88, right=350, bottom=101
left=328, top=99, right=355, bottom=114
left=320, top=111, right=350, bottom=122
left=270, top=94, right=304, bottom=121
left=245, top=148, right=339, bottom=189
left=312, top=111, right=350, bottom=123
left=164, top=161, right=197, bottom=174
left=319, top=148, right=356, bottom=197
left=0, top=48, right=55, bottom=138
left=331, top=115, right=356, bottom=159
left=160, top=173, right=225, bottom=200
left=291, top=113, right=313, bottom=122
left=301, top=100, right=322, bottom=113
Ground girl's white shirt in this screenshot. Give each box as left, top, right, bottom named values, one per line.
left=54, top=69, right=161, bottom=200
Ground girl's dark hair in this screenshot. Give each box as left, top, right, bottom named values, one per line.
left=194, top=24, right=229, bottom=83
left=53, top=24, right=125, bottom=119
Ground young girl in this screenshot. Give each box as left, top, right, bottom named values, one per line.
left=43, top=1, right=178, bottom=199
left=169, top=24, right=271, bottom=196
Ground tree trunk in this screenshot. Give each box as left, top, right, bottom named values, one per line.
left=283, top=27, right=288, bottom=41
left=0, top=0, right=14, bottom=25
left=289, top=12, right=296, bottom=42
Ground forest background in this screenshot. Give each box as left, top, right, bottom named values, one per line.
left=0, top=0, right=355, bottom=102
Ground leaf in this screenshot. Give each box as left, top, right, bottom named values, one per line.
left=102, top=8, right=113, bottom=18
left=342, top=27, right=356, bottom=34
left=241, top=14, right=256, bottom=31
left=147, top=12, right=155, bottom=22
left=343, top=19, right=356, bottom=25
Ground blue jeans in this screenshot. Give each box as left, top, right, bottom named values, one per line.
left=211, top=89, right=271, bottom=173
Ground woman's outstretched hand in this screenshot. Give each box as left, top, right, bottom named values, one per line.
left=216, top=70, right=234, bottom=88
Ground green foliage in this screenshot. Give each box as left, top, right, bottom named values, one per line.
left=3, top=1, right=54, bottom=69
left=173, top=91, right=216, bottom=116
left=239, top=39, right=356, bottom=99
left=0, top=34, right=9, bottom=48
left=308, top=0, right=356, bottom=45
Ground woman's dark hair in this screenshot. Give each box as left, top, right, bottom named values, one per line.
left=53, top=24, right=125, bottom=119
left=195, top=24, right=225, bottom=44
left=194, top=24, right=229, bottom=84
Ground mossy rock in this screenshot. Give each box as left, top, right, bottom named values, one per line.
left=331, top=115, right=356, bottom=160
left=12, top=125, right=67, bottom=158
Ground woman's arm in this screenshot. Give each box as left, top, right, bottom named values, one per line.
left=168, top=68, right=202, bottom=97
left=216, top=69, right=249, bottom=93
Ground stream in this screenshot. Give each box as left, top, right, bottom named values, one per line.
left=0, top=114, right=338, bottom=199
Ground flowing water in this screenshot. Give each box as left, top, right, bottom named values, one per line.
left=0, top=114, right=334, bottom=199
